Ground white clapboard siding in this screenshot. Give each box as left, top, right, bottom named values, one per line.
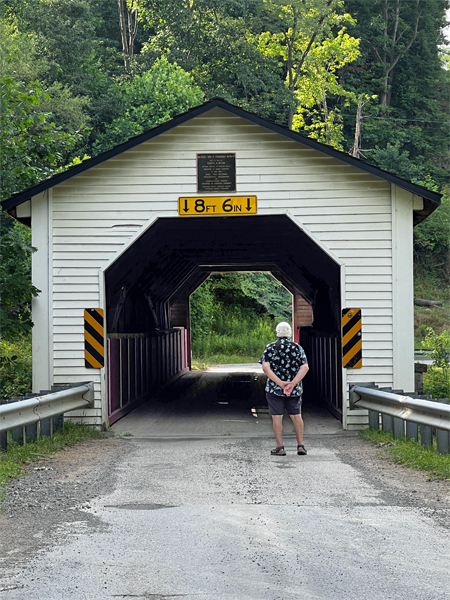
left=46, top=107, right=406, bottom=428
left=54, top=350, right=85, bottom=358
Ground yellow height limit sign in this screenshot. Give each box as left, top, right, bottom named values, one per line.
left=178, top=196, right=257, bottom=216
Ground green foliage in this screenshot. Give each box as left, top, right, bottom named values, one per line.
left=93, top=56, right=204, bottom=153
left=1, top=0, right=449, bottom=368
left=192, top=317, right=275, bottom=361
left=190, top=273, right=292, bottom=360
left=0, top=74, right=82, bottom=201
left=359, top=428, right=450, bottom=480
left=422, top=328, right=450, bottom=399
left=256, top=0, right=360, bottom=135
left=5, top=0, right=100, bottom=85
left=0, top=335, right=32, bottom=400
left=239, top=273, right=292, bottom=320
left=341, top=0, right=449, bottom=185
left=414, top=189, right=450, bottom=264
left=0, top=215, right=40, bottom=339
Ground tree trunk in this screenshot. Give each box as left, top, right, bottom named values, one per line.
left=117, top=0, right=138, bottom=71
left=352, top=96, right=364, bottom=158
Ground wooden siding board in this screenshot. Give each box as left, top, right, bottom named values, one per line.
left=321, top=231, right=392, bottom=241
left=312, top=223, right=391, bottom=232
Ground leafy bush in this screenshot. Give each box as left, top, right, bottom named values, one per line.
left=0, top=335, right=32, bottom=400
left=0, top=216, right=40, bottom=339
left=422, top=328, right=450, bottom=399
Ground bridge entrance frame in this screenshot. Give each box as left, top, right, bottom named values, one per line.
left=99, top=209, right=346, bottom=427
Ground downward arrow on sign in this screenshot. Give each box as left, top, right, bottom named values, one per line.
left=246, top=198, right=252, bottom=211
left=183, top=200, right=189, bottom=213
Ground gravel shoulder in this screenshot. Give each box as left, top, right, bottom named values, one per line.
left=0, top=435, right=132, bottom=576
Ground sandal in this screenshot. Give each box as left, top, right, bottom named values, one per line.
left=297, top=444, right=307, bottom=455
left=271, top=446, right=286, bottom=456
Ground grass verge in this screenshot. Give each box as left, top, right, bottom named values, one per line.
left=192, top=354, right=260, bottom=370
left=359, top=428, right=450, bottom=480
left=0, top=422, right=101, bottom=492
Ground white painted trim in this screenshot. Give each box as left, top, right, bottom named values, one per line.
left=31, top=191, right=50, bottom=391
left=48, top=188, right=54, bottom=388
left=391, top=184, right=415, bottom=392
left=271, top=209, right=344, bottom=266
left=100, top=209, right=344, bottom=276
left=340, top=262, right=348, bottom=429
left=100, top=214, right=160, bottom=273
left=98, top=208, right=345, bottom=425
left=98, top=268, right=108, bottom=427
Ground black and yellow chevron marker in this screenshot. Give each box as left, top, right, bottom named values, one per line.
left=342, top=308, right=362, bottom=368
left=84, top=308, right=104, bottom=368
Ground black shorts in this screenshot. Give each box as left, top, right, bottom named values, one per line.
left=266, top=392, right=302, bottom=416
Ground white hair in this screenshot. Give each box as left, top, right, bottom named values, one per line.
left=276, top=322, right=292, bottom=338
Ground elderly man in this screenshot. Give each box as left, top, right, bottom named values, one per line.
left=259, top=322, right=309, bottom=456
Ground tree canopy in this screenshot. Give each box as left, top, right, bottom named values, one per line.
left=1, top=0, right=448, bottom=190
left=0, top=0, right=449, bottom=349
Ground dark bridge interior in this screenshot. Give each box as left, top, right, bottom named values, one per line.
left=105, top=215, right=343, bottom=424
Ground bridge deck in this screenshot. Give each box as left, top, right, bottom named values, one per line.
left=112, top=365, right=342, bottom=438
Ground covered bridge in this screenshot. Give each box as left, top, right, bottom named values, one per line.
left=2, top=99, right=441, bottom=430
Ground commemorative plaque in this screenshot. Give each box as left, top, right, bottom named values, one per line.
left=197, top=153, right=236, bottom=193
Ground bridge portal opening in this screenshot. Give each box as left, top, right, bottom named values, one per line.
left=105, top=215, right=342, bottom=425
left=189, top=272, right=293, bottom=366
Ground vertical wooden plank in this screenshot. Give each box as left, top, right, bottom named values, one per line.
left=392, top=186, right=414, bottom=391
left=140, top=337, right=144, bottom=397
left=108, top=338, right=121, bottom=415
left=31, top=192, right=51, bottom=392
left=121, top=339, right=129, bottom=408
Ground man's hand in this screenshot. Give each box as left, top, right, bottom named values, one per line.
left=284, top=382, right=294, bottom=395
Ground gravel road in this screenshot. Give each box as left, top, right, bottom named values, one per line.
left=1, top=431, right=449, bottom=599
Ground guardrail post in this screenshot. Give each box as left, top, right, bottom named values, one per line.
left=51, top=386, right=65, bottom=434
left=381, top=388, right=405, bottom=438
left=24, top=393, right=38, bottom=441
left=38, top=391, right=52, bottom=438
left=420, top=424, right=433, bottom=446
left=406, top=421, right=419, bottom=442
left=0, top=399, right=7, bottom=451
left=419, top=394, right=434, bottom=447
left=38, top=390, right=52, bottom=438
left=435, top=399, right=450, bottom=455
left=403, top=393, right=418, bottom=441
left=368, top=410, right=379, bottom=430
left=393, top=417, right=405, bottom=439
left=10, top=397, right=25, bottom=444
left=382, top=414, right=394, bottom=434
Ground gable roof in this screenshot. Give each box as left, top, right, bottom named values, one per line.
left=1, top=98, right=441, bottom=224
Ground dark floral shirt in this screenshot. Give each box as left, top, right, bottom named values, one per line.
left=259, top=337, right=308, bottom=397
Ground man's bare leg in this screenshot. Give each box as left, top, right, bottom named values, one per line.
left=271, top=415, right=284, bottom=447
left=289, top=413, right=304, bottom=446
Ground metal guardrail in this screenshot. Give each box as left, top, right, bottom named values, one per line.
left=0, top=382, right=95, bottom=450
left=350, top=384, right=450, bottom=454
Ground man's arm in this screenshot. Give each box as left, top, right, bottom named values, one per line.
left=284, top=364, right=309, bottom=395
left=262, top=361, right=288, bottom=390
